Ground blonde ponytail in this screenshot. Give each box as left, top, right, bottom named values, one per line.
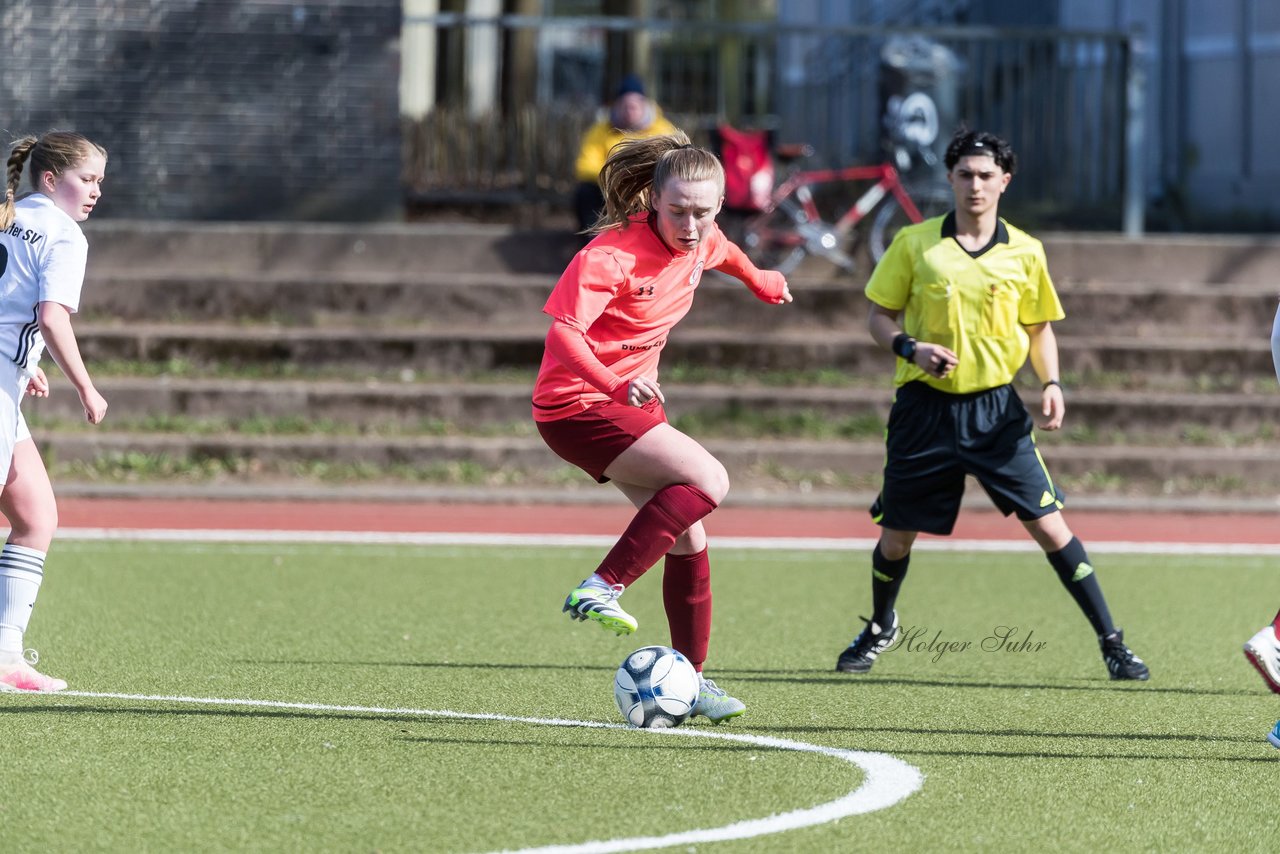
left=591, top=130, right=724, bottom=234
left=0, top=136, right=37, bottom=230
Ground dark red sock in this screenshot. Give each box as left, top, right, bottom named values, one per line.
left=663, top=548, right=711, bottom=671
left=1272, top=609, right=1280, bottom=637
left=596, top=484, right=718, bottom=588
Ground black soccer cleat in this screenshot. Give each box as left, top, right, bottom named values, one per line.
left=1100, top=628, right=1149, bottom=681
left=836, top=611, right=899, bottom=674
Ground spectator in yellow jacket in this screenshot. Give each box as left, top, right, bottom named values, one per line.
left=574, top=74, right=677, bottom=232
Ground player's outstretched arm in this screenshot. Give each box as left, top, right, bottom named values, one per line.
left=714, top=240, right=792, bottom=304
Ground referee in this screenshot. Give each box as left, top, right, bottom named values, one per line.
left=836, top=128, right=1149, bottom=681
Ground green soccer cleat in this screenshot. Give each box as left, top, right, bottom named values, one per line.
left=562, top=581, right=638, bottom=636
left=692, top=676, right=745, bottom=724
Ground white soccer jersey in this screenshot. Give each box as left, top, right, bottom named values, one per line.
left=0, top=193, right=87, bottom=372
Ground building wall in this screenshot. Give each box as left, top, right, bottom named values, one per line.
left=822, top=0, right=1280, bottom=227
left=1056, top=0, right=1280, bottom=226
left=0, top=0, right=401, bottom=221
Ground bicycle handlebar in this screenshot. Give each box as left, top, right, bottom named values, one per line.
left=774, top=143, right=814, bottom=162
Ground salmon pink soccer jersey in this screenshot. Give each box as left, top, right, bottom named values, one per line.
left=534, top=215, right=768, bottom=421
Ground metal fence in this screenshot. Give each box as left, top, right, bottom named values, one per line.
left=404, top=13, right=1141, bottom=231
left=0, top=0, right=401, bottom=221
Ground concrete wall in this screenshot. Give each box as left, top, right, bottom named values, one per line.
left=1054, top=0, right=1280, bottom=226
left=0, top=0, right=401, bottom=221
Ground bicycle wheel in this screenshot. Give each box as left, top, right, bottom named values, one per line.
left=868, top=185, right=953, bottom=262
left=741, top=195, right=811, bottom=275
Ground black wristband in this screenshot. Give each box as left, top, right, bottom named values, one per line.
left=891, top=333, right=917, bottom=360
left=1042, top=379, right=1063, bottom=391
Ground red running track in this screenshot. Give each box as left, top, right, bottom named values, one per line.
left=53, top=498, right=1278, bottom=544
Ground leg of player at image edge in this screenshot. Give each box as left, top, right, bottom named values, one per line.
left=0, top=544, right=65, bottom=692
left=1242, top=608, right=1280, bottom=748
left=1243, top=611, right=1280, bottom=695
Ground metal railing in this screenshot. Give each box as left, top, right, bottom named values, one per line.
left=403, top=13, right=1143, bottom=232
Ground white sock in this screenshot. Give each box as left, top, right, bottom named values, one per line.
left=581, top=573, right=614, bottom=590
left=0, top=544, right=47, bottom=655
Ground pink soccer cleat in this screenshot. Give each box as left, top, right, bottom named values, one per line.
left=0, top=651, right=67, bottom=693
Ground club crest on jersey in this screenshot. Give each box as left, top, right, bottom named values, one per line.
left=688, top=260, right=705, bottom=288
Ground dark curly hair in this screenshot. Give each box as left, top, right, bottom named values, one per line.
left=944, top=128, right=1017, bottom=175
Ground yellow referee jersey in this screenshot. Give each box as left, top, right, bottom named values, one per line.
left=865, top=213, right=1064, bottom=393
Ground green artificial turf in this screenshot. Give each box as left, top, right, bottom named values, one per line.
left=3, top=541, right=1277, bottom=852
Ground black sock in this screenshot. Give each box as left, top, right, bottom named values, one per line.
left=1046, top=537, right=1115, bottom=637
left=871, top=543, right=909, bottom=627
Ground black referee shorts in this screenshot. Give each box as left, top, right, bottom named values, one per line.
left=870, top=381, right=1065, bottom=535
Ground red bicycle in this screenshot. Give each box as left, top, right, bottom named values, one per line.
left=740, top=145, right=952, bottom=275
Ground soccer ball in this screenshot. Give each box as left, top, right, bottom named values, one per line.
left=613, top=645, right=700, bottom=729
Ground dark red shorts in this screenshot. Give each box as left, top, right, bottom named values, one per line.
left=537, top=399, right=667, bottom=483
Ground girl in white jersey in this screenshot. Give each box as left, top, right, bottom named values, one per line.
left=0, top=131, right=109, bottom=692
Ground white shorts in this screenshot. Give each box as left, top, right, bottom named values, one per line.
left=0, top=362, right=31, bottom=480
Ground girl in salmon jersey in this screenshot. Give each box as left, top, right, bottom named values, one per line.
left=534, top=130, right=791, bottom=723
left=0, top=132, right=110, bottom=692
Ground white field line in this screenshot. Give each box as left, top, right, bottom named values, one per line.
left=51, top=527, right=1280, bottom=555
left=55, top=690, right=923, bottom=853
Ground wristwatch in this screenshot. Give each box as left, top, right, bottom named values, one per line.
left=891, top=333, right=917, bottom=361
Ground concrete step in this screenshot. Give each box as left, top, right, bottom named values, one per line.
left=70, top=322, right=1277, bottom=379
left=1055, top=283, right=1276, bottom=337
left=82, top=271, right=557, bottom=327
left=24, top=378, right=1280, bottom=437
left=36, top=431, right=1280, bottom=490
left=82, top=222, right=583, bottom=278
left=1045, top=233, right=1280, bottom=286
left=80, top=270, right=869, bottom=331
left=29, top=378, right=540, bottom=425
left=59, top=221, right=1280, bottom=507
left=83, top=222, right=1280, bottom=287
left=81, top=267, right=1279, bottom=336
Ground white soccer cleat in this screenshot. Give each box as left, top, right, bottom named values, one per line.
left=562, top=580, right=638, bottom=636
left=691, top=676, right=745, bottom=724
left=1244, top=623, right=1280, bottom=695
left=0, top=650, right=67, bottom=693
